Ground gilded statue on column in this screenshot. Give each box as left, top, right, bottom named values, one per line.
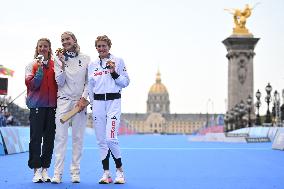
left=225, top=3, right=259, bottom=35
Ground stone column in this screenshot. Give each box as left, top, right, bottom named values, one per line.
left=223, top=36, right=259, bottom=111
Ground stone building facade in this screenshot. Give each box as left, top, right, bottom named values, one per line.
left=121, top=71, right=214, bottom=134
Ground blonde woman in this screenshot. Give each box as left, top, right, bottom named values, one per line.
left=88, top=35, right=130, bottom=184
left=25, top=38, right=57, bottom=183
left=51, top=31, right=90, bottom=184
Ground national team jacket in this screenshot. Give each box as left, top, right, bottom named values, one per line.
left=88, top=54, right=130, bottom=104
left=25, top=58, right=58, bottom=108
left=54, top=53, right=90, bottom=101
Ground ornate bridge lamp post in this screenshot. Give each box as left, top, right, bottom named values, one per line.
left=228, top=112, right=235, bottom=132
left=265, top=83, right=272, bottom=124
left=224, top=112, right=229, bottom=132
left=281, top=89, right=284, bottom=126
left=233, top=105, right=240, bottom=130
left=238, top=100, right=246, bottom=129
left=255, top=89, right=261, bottom=126
left=246, top=95, right=253, bottom=127
left=273, top=90, right=281, bottom=126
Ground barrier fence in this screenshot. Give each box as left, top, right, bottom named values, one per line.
left=0, top=127, right=29, bottom=155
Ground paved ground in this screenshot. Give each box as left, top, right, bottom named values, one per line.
left=0, top=134, right=284, bottom=189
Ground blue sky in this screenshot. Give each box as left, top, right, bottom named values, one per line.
left=0, top=0, right=283, bottom=114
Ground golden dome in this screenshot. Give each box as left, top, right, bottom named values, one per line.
left=149, top=71, right=168, bottom=94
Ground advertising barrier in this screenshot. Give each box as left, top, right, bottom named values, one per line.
left=0, top=127, right=29, bottom=154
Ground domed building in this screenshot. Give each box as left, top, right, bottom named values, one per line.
left=147, top=71, right=170, bottom=114
left=121, top=71, right=215, bottom=134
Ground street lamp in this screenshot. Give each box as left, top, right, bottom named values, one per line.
left=206, top=99, right=213, bottom=127
left=281, top=89, right=284, bottom=126
left=0, top=96, right=9, bottom=112
left=246, top=95, right=253, bottom=127
left=227, top=110, right=235, bottom=131
left=273, top=90, right=281, bottom=126
left=255, top=89, right=261, bottom=126
left=233, top=106, right=240, bottom=130
left=224, top=111, right=229, bottom=132
left=265, top=83, right=272, bottom=124
left=238, top=100, right=246, bottom=129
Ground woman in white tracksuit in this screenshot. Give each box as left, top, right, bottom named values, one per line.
left=52, top=31, right=90, bottom=184
left=88, top=35, right=130, bottom=184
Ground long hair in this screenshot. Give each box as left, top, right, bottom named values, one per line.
left=34, top=38, right=53, bottom=59
left=61, top=31, right=80, bottom=54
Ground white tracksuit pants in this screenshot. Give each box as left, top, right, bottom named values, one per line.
left=92, top=98, right=121, bottom=160
left=53, top=99, right=87, bottom=175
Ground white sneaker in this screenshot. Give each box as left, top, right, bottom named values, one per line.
left=41, top=168, right=51, bottom=182
left=99, top=170, right=112, bottom=184
left=51, top=173, right=62, bottom=184
left=71, top=172, right=80, bottom=183
left=114, top=169, right=125, bottom=184
left=32, top=168, right=43, bottom=183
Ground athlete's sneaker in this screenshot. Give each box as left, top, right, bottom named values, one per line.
left=114, top=169, right=125, bottom=184
left=41, top=168, right=51, bottom=182
left=51, top=173, right=62, bottom=184
left=99, top=170, right=113, bottom=184
left=32, top=168, right=43, bottom=183
left=71, top=170, right=80, bottom=183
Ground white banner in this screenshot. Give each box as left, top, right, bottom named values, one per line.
left=272, top=128, right=284, bottom=150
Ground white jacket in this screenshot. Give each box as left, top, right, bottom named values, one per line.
left=55, top=53, right=90, bottom=101
left=88, top=54, right=130, bottom=104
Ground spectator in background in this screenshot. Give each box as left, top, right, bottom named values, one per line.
left=0, top=111, right=6, bottom=127
left=6, top=112, right=14, bottom=125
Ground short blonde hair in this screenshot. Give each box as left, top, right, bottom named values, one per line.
left=95, top=35, right=112, bottom=48
left=61, top=31, right=80, bottom=54
left=34, top=38, right=53, bottom=59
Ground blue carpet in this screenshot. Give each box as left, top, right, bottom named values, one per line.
left=0, top=134, right=284, bottom=189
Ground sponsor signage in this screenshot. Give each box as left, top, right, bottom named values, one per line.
left=246, top=137, right=271, bottom=143
left=226, top=133, right=249, bottom=137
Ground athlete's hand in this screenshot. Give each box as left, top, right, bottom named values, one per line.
left=106, top=60, right=115, bottom=73
left=55, top=48, right=65, bottom=70
left=76, top=97, right=88, bottom=112
left=33, top=59, right=42, bottom=67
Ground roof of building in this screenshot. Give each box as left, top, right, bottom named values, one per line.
left=122, top=113, right=148, bottom=120
left=149, top=70, right=168, bottom=94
